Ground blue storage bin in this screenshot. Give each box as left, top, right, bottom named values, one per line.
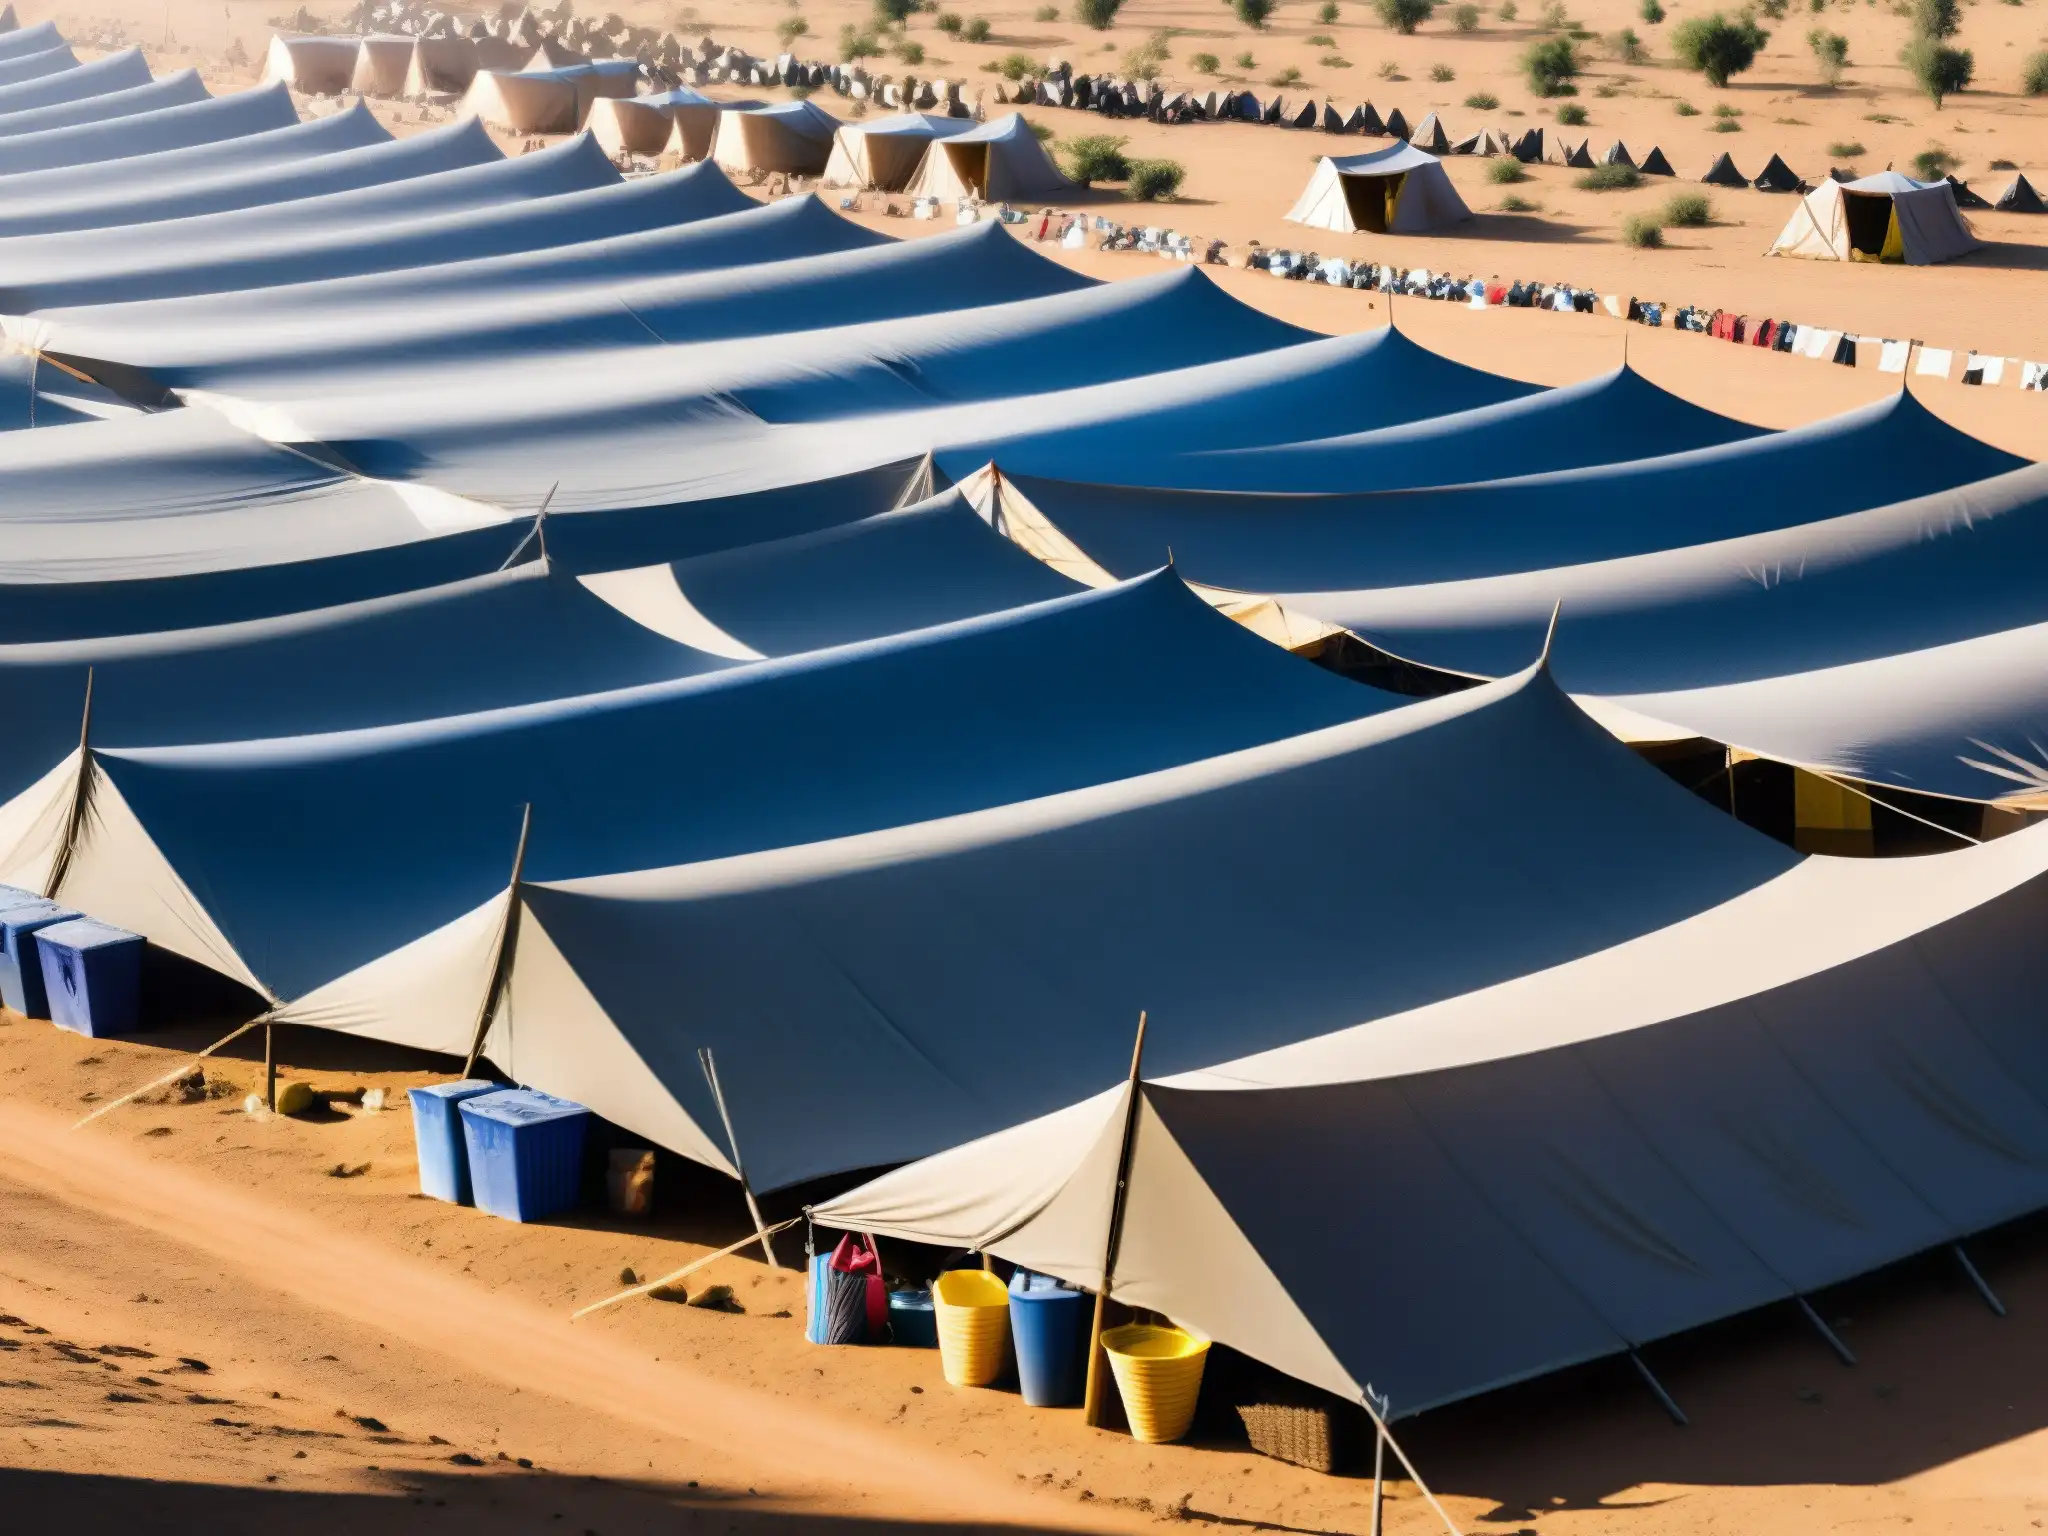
left=35, top=918, right=144, bottom=1038
left=888, top=1289, right=937, bottom=1348
left=1009, top=1269, right=1089, bottom=1407
left=0, top=897, right=80, bottom=1019
left=458, top=1088, right=589, bottom=1222
left=408, top=1079, right=500, bottom=1204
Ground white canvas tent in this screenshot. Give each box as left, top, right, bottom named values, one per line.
left=351, top=35, right=414, bottom=97
left=588, top=87, right=728, bottom=159
left=1770, top=171, right=1979, bottom=265
left=1285, top=141, right=1471, bottom=234
left=263, top=34, right=360, bottom=95
left=711, top=98, right=838, bottom=177
left=460, top=60, right=636, bottom=135
left=821, top=111, right=974, bottom=191
left=901, top=112, right=1076, bottom=202
left=404, top=35, right=480, bottom=96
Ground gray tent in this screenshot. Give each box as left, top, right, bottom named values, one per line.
left=1753, top=152, right=1802, bottom=192
left=1702, top=151, right=1747, bottom=186
left=1640, top=145, right=1675, bottom=176
left=1381, top=105, right=1410, bottom=140
left=1321, top=100, right=1346, bottom=133
left=1345, top=101, right=1384, bottom=135
left=1996, top=172, right=2043, bottom=212
left=1602, top=139, right=1634, bottom=168
left=1407, top=111, right=1448, bottom=153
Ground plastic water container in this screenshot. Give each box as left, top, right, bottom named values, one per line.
left=888, top=1289, right=937, bottom=1348
left=932, top=1268, right=1011, bottom=1387
left=1008, top=1269, right=1089, bottom=1407
left=458, top=1088, right=590, bottom=1222
left=35, top=918, right=144, bottom=1038
left=0, top=897, right=81, bottom=1019
left=1103, top=1324, right=1211, bottom=1443
left=408, top=1080, right=500, bottom=1204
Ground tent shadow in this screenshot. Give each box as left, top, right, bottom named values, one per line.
left=1954, top=240, right=2048, bottom=274
left=1461, top=213, right=1600, bottom=244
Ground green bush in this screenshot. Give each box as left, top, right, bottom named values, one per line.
left=1487, top=154, right=1528, bottom=180
left=1757, top=0, right=1788, bottom=16
left=1465, top=88, right=1501, bottom=106
left=962, top=14, right=992, bottom=37
left=1710, top=115, right=1741, bottom=129
left=1578, top=161, right=1641, bottom=187
left=1062, top=134, right=1130, bottom=181
left=1610, top=25, right=1647, bottom=59
left=1827, top=138, right=1864, bottom=155
left=1911, top=145, right=1955, bottom=177
left=837, top=23, right=883, bottom=59
left=1320, top=0, right=1342, bottom=16
left=1035, top=2, right=1059, bottom=14
left=775, top=15, right=810, bottom=45
left=1498, top=191, right=1542, bottom=210
left=1375, top=0, right=1437, bottom=31
left=1073, top=0, right=1123, bottom=26
left=1324, top=53, right=1353, bottom=65
left=894, top=36, right=925, bottom=61
left=1453, top=1, right=1482, bottom=24
left=1663, top=189, right=1712, bottom=223
left=1673, top=97, right=1699, bottom=113
left=1522, top=33, right=1582, bottom=93
left=1807, top=26, right=1848, bottom=82
left=1377, top=56, right=1401, bottom=74
left=1237, top=49, right=1257, bottom=66
left=1431, top=61, right=1456, bottom=78
left=1910, top=0, right=1958, bottom=35
left=873, top=0, right=916, bottom=24
left=1268, top=63, right=1304, bottom=83
left=1670, top=11, right=1769, bottom=85
left=935, top=9, right=963, bottom=29
left=1237, top=0, right=1276, bottom=25
left=1499, top=0, right=1518, bottom=16
left=998, top=50, right=1039, bottom=77
left=1124, top=28, right=1171, bottom=75
left=1902, top=36, right=1971, bottom=105
left=1191, top=49, right=1221, bottom=70
left=1622, top=212, right=1664, bottom=246
left=2024, top=51, right=2048, bottom=95
left=1306, top=31, right=1337, bottom=43
left=1556, top=99, right=1588, bottom=122
left=1125, top=158, right=1185, bottom=199
left=1640, top=0, right=1664, bottom=18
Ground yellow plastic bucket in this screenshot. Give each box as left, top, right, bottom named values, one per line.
left=1103, top=1323, right=1210, bottom=1443
left=932, top=1269, right=1011, bottom=1387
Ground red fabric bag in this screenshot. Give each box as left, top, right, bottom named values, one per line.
left=823, top=1234, right=888, bottom=1343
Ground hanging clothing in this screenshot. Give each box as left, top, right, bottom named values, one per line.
left=2022, top=361, right=2048, bottom=391
left=1832, top=333, right=1858, bottom=366
left=1961, top=353, right=2005, bottom=386
left=1915, top=346, right=1953, bottom=379
left=1878, top=339, right=1911, bottom=374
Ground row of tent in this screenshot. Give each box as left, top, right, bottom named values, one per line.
left=3, top=12, right=2048, bottom=1433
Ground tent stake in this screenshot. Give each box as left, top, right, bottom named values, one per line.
left=461, top=803, right=532, bottom=1082
left=1082, top=1010, right=1149, bottom=1430
left=700, top=1046, right=780, bottom=1269
left=1630, top=1350, right=1687, bottom=1426
left=1798, top=1297, right=1857, bottom=1366
left=1953, top=1243, right=2006, bottom=1317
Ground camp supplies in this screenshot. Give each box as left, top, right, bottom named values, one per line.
left=0, top=896, right=80, bottom=1018
left=1008, top=1270, right=1089, bottom=1406
left=887, top=1289, right=937, bottom=1348
left=410, top=1079, right=500, bottom=1203
left=36, top=918, right=143, bottom=1037
left=1103, top=1323, right=1210, bottom=1443
left=932, top=1267, right=1011, bottom=1386
left=820, top=1233, right=888, bottom=1345
left=458, top=1087, right=590, bottom=1221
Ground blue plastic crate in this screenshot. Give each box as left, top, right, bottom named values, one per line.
left=408, top=1079, right=500, bottom=1204
left=0, top=897, right=81, bottom=1019
left=458, top=1088, right=590, bottom=1222
left=35, top=918, right=144, bottom=1038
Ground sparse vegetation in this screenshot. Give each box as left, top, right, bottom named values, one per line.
left=1320, top=0, right=1342, bottom=17
left=1674, top=97, right=1699, bottom=113
left=1827, top=138, right=1864, bottom=155
left=1911, top=144, right=1955, bottom=177
left=1541, top=0, right=1568, bottom=26
left=837, top=23, right=883, bottom=59
left=1487, top=153, right=1529, bottom=180
left=1126, top=158, right=1186, bottom=199
left=1663, top=188, right=1712, bottom=223
left=962, top=14, right=992, bottom=37
left=1807, top=26, right=1848, bottom=83
left=1238, top=49, right=1258, bottom=66
left=1324, top=53, right=1354, bottom=65
left=1498, top=192, right=1543, bottom=210
left=1465, top=88, right=1502, bottom=106
left=775, top=14, right=810, bottom=46
left=894, top=36, right=925, bottom=61
left=1268, top=62, right=1304, bottom=83
left=1237, top=0, right=1276, bottom=25
left=1454, top=1, right=1483, bottom=25
left=1377, top=56, right=1402, bottom=74
left=1375, top=0, right=1438, bottom=31
left=1910, top=0, right=1959, bottom=35
left=1640, top=0, right=1665, bottom=17
left=873, top=0, right=916, bottom=26
left=935, top=9, right=962, bottom=29
left=1191, top=49, right=1221, bottom=70
left=1713, top=100, right=1740, bottom=114
left=1035, top=2, right=1059, bottom=15
left=2024, top=52, right=2048, bottom=95
left=1711, top=115, right=1742, bottom=129
left=1756, top=0, right=1788, bottom=17
left=1073, top=0, right=1123, bottom=27
left=1556, top=99, right=1588, bottom=121
left=1307, top=31, right=1338, bottom=44
left=1622, top=212, right=1665, bottom=246
left=1902, top=35, right=1972, bottom=106
left=1061, top=133, right=1131, bottom=182
left=1522, top=33, right=1583, bottom=93
left=1610, top=25, right=1648, bottom=59
left=1499, top=0, right=1519, bottom=16
left=1123, top=28, right=1171, bottom=75
left=1431, top=61, right=1457, bottom=78
left=1671, top=11, right=1769, bottom=85
left=1579, top=161, right=1642, bottom=187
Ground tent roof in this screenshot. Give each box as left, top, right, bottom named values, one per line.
left=1320, top=139, right=1444, bottom=177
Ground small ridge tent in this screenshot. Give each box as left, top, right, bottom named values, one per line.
left=1321, top=101, right=1346, bottom=133
left=1639, top=145, right=1674, bottom=176
left=1286, top=99, right=1316, bottom=129
left=1261, top=94, right=1284, bottom=125
left=1407, top=111, right=1448, bottom=153
left=1752, top=152, right=1801, bottom=192
left=351, top=34, right=414, bottom=96
left=1286, top=141, right=1472, bottom=234
left=1381, top=106, right=1410, bottom=140
left=1510, top=127, right=1573, bottom=165
left=1944, top=174, right=1989, bottom=210
left=263, top=34, right=360, bottom=94
left=822, top=110, right=975, bottom=190
left=657, top=91, right=757, bottom=162
left=1563, top=138, right=1593, bottom=169
left=404, top=35, right=480, bottom=95
left=1603, top=140, right=1634, bottom=168
left=1345, top=101, right=1383, bottom=135
left=1996, top=173, right=2044, bottom=213
left=588, top=93, right=689, bottom=157
left=1769, top=171, right=1979, bottom=265
left=902, top=112, right=1078, bottom=201
left=711, top=97, right=839, bottom=176
left=1701, top=151, right=1746, bottom=186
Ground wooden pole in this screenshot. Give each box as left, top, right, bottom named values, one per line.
left=1082, top=1010, right=1148, bottom=1430
left=461, top=803, right=532, bottom=1081
left=264, top=1022, right=276, bottom=1113
left=700, top=1046, right=781, bottom=1269
left=43, top=667, right=95, bottom=901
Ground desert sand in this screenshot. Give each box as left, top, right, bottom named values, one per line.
left=0, top=0, right=2045, bottom=1527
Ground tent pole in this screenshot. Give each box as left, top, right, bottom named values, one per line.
left=43, top=666, right=95, bottom=901
left=461, top=803, right=533, bottom=1081
left=1953, top=1243, right=2006, bottom=1317
left=1370, top=1420, right=1385, bottom=1536
left=700, top=1046, right=781, bottom=1269
left=1082, top=1009, right=1149, bottom=1430
left=1629, top=1350, right=1687, bottom=1425
left=264, top=1022, right=276, bottom=1113
left=1797, top=1297, right=1857, bottom=1366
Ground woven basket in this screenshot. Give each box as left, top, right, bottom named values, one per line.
left=1103, top=1324, right=1210, bottom=1443
left=932, top=1269, right=1011, bottom=1387
left=1236, top=1394, right=1361, bottom=1474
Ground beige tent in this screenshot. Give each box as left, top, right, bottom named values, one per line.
left=711, top=98, right=839, bottom=176
left=522, top=35, right=587, bottom=70
left=821, top=111, right=976, bottom=191
left=1770, top=171, right=1980, bottom=265
left=460, top=60, right=636, bottom=134
left=262, top=34, right=360, bottom=95
left=351, top=34, right=414, bottom=97
left=587, top=94, right=674, bottom=157
left=655, top=91, right=757, bottom=163
left=1285, top=142, right=1472, bottom=234
left=404, top=35, right=481, bottom=96
left=901, top=112, right=1077, bottom=202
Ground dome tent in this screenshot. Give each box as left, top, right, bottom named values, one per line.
left=821, top=111, right=975, bottom=191
left=1285, top=141, right=1472, bottom=234
left=1769, top=171, right=1979, bottom=265
left=901, top=112, right=1078, bottom=201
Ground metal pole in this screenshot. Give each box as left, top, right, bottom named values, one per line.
left=1082, top=1010, right=1149, bottom=1429
left=1630, top=1350, right=1688, bottom=1426
left=1798, top=1297, right=1857, bottom=1366
left=461, top=803, right=532, bottom=1081
left=1370, top=1421, right=1385, bottom=1536
left=264, top=1022, right=276, bottom=1113
left=699, top=1046, right=780, bottom=1269
left=1953, top=1243, right=2007, bottom=1317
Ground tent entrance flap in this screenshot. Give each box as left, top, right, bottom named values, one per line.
left=1340, top=170, right=1403, bottom=233
left=947, top=141, right=992, bottom=198
left=1842, top=191, right=1896, bottom=259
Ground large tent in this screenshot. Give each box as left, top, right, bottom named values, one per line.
left=460, top=60, right=637, bottom=135
left=821, top=111, right=976, bottom=191
left=0, top=82, right=296, bottom=179
left=262, top=35, right=360, bottom=95
left=899, top=113, right=1077, bottom=202
left=350, top=35, right=415, bottom=97
left=1284, top=142, right=1471, bottom=234
left=711, top=98, right=839, bottom=177
left=1770, top=171, right=1980, bottom=265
